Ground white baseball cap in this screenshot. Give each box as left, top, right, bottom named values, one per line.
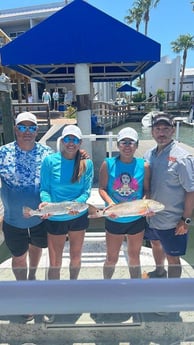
left=15, top=112, right=37, bottom=125
left=62, top=125, right=82, bottom=139
left=117, top=127, right=138, bottom=142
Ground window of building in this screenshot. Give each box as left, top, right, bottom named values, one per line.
left=9, top=31, right=24, bottom=39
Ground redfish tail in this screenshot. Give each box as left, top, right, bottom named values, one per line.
left=87, top=204, right=104, bottom=218
left=23, top=206, right=33, bottom=218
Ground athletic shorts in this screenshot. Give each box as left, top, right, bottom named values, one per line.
left=105, top=217, right=146, bottom=235
left=45, top=213, right=89, bottom=235
left=3, top=221, right=48, bottom=257
left=144, top=225, right=188, bottom=256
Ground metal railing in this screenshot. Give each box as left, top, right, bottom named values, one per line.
left=0, top=278, right=194, bottom=315
left=57, top=132, right=118, bottom=157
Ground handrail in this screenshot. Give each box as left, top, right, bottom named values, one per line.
left=0, top=278, right=194, bottom=315
left=12, top=102, right=51, bottom=129
left=56, top=132, right=118, bottom=157
left=57, top=128, right=182, bottom=156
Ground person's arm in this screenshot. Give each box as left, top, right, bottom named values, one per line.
left=175, top=156, right=194, bottom=235
left=176, top=191, right=194, bottom=235
left=182, top=191, right=194, bottom=219
left=99, top=160, right=114, bottom=206
left=40, top=157, right=52, bottom=202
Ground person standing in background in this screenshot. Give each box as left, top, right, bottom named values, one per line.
left=42, top=89, right=51, bottom=107
left=52, top=88, right=59, bottom=111
left=28, top=93, right=33, bottom=103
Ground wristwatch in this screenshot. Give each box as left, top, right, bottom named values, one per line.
left=181, top=216, right=191, bottom=225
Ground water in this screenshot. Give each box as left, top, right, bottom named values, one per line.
left=113, top=121, right=194, bottom=147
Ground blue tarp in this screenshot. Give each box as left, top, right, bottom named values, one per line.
left=0, top=0, right=161, bottom=83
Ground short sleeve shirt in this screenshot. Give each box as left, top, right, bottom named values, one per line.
left=0, top=141, right=53, bottom=228
left=144, top=140, right=194, bottom=229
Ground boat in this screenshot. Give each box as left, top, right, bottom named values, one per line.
left=142, top=110, right=189, bottom=128
left=141, top=110, right=162, bottom=127
left=182, top=105, right=194, bottom=126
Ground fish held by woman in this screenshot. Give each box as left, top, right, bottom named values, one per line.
left=23, top=201, right=89, bottom=217
left=88, top=199, right=165, bottom=218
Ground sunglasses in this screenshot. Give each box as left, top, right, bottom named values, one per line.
left=16, top=125, right=38, bottom=133
left=63, top=136, right=81, bottom=145
left=119, top=139, right=137, bottom=146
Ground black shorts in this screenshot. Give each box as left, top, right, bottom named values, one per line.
left=3, top=221, right=48, bottom=257
left=105, top=217, right=146, bottom=235
left=45, top=213, right=89, bottom=235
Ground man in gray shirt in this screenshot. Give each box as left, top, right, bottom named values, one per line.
left=144, top=113, right=194, bottom=278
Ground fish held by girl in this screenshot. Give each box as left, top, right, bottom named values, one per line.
left=87, top=199, right=165, bottom=218
left=23, top=201, right=89, bottom=217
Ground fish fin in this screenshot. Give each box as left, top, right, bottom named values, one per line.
left=23, top=206, right=33, bottom=217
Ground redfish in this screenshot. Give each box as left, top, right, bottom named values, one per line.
left=23, top=201, right=89, bottom=217
left=88, top=199, right=165, bottom=218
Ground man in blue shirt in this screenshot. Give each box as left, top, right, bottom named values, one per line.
left=0, top=112, right=53, bottom=284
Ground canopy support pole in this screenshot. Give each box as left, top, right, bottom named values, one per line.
left=75, top=64, right=92, bottom=158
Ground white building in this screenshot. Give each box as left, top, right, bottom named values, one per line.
left=146, top=55, right=194, bottom=102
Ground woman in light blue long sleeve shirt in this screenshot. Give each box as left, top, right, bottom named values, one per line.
left=40, top=125, right=93, bottom=284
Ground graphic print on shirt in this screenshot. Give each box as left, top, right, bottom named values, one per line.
left=113, top=172, right=138, bottom=201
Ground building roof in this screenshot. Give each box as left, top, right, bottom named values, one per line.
left=0, top=1, right=65, bottom=18
left=0, top=28, right=30, bottom=82
left=0, top=0, right=160, bottom=84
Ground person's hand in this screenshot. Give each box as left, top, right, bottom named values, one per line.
left=80, top=149, right=90, bottom=159
left=39, top=202, right=51, bottom=219
left=175, top=220, right=189, bottom=236
left=103, top=203, right=118, bottom=218
left=107, top=212, right=118, bottom=218
left=68, top=209, right=79, bottom=215
left=145, top=211, right=155, bottom=217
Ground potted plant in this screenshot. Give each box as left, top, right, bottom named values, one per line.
left=156, top=89, right=165, bottom=110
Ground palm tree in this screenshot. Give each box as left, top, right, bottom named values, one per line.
left=134, top=0, right=160, bottom=36
left=126, top=0, right=160, bottom=94
left=171, top=34, right=194, bottom=102
left=125, top=6, right=143, bottom=32
left=125, top=0, right=160, bottom=94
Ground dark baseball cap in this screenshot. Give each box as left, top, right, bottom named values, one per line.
left=152, top=113, right=174, bottom=127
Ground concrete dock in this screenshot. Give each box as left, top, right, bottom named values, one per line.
left=0, top=225, right=194, bottom=345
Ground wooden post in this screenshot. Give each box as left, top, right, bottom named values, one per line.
left=0, top=79, right=14, bottom=144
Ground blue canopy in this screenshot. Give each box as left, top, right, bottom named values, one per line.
left=0, top=0, right=160, bottom=84
left=117, top=84, right=138, bottom=92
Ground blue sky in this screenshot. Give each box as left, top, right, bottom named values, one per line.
left=1, top=0, right=194, bottom=67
